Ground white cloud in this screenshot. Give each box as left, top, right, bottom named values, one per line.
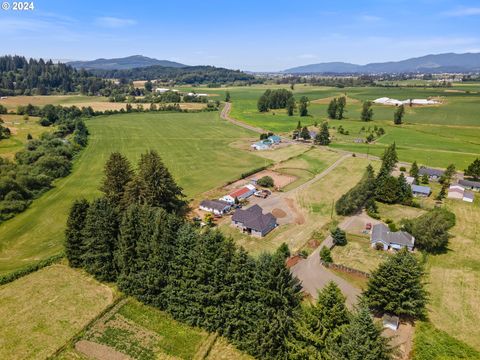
left=95, top=17, right=137, bottom=28
left=442, top=7, right=480, bottom=17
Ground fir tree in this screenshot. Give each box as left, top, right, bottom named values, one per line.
left=65, top=199, right=90, bottom=267
left=331, top=227, right=347, bottom=246
left=225, top=91, right=231, bottom=102
left=300, top=126, right=311, bottom=140
left=325, top=305, right=393, bottom=360
left=82, top=197, right=119, bottom=281
left=361, top=101, right=373, bottom=121
left=336, top=164, right=376, bottom=215
left=315, top=122, right=330, bottom=145
left=409, top=161, right=419, bottom=183
left=100, top=152, right=134, bottom=207
left=396, top=173, right=413, bottom=205
left=393, top=105, right=405, bottom=125
left=286, top=97, right=296, bottom=116
left=464, top=158, right=480, bottom=180
left=377, top=143, right=398, bottom=179
left=327, top=98, right=337, bottom=119
left=299, top=96, right=309, bottom=117
left=336, top=96, right=346, bottom=119
left=320, top=246, right=333, bottom=263
left=364, top=248, right=427, bottom=319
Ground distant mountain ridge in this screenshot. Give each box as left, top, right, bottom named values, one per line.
left=284, top=53, right=480, bottom=74
left=68, top=55, right=186, bottom=70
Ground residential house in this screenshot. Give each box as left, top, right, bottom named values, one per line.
left=231, top=205, right=277, bottom=237
left=463, top=191, right=474, bottom=203
left=448, top=185, right=464, bottom=200
left=418, top=167, right=444, bottom=181
left=459, top=179, right=480, bottom=192
left=371, top=223, right=415, bottom=251
left=220, top=184, right=256, bottom=204
left=251, top=139, right=273, bottom=150
left=199, top=200, right=231, bottom=215
left=411, top=184, right=431, bottom=197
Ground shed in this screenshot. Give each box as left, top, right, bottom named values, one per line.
left=383, top=314, right=399, bottom=331
left=199, top=200, right=231, bottom=215
left=463, top=191, right=474, bottom=203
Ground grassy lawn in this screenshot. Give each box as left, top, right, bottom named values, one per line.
left=206, top=337, right=254, bottom=360
left=0, top=111, right=266, bottom=275
left=0, top=264, right=115, bottom=359
left=376, top=202, right=426, bottom=222
left=413, top=321, right=480, bottom=360
left=331, top=234, right=391, bottom=273
left=0, top=114, right=50, bottom=159
left=421, top=197, right=480, bottom=351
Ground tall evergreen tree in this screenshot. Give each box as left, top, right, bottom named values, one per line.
left=336, top=96, right=346, bottom=119
left=364, top=248, right=427, bottom=319
left=134, top=150, right=186, bottom=213
left=396, top=173, right=413, bottom=204
left=409, top=161, right=419, bottom=183
left=361, top=101, right=373, bottom=121
left=225, top=91, right=231, bottom=102
left=65, top=199, right=90, bottom=267
left=299, top=96, right=309, bottom=117
left=393, top=105, right=405, bottom=125
left=464, top=158, right=480, bottom=180
left=377, top=143, right=398, bottom=179
left=286, top=97, right=296, bottom=116
left=100, top=152, right=134, bottom=207
left=82, top=197, right=119, bottom=281
left=336, top=164, right=376, bottom=215
left=300, top=126, right=311, bottom=140
left=314, top=122, right=330, bottom=145
left=287, top=282, right=350, bottom=359
left=331, top=227, right=347, bottom=246
left=325, top=305, right=393, bottom=360
left=327, top=98, right=337, bottom=119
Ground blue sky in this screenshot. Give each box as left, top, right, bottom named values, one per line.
left=0, top=0, right=479, bottom=71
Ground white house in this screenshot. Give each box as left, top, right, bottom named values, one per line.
left=220, top=184, right=256, bottom=204
left=155, top=88, right=170, bottom=93
left=199, top=200, right=231, bottom=215
left=448, top=185, right=464, bottom=200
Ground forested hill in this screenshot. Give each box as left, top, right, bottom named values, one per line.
left=0, top=55, right=108, bottom=96
left=68, top=55, right=186, bottom=70
left=91, top=65, right=258, bottom=84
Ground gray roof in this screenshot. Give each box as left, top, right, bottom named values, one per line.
left=463, top=191, right=474, bottom=200
left=232, top=205, right=276, bottom=232
left=200, top=200, right=231, bottom=212
left=411, top=184, right=431, bottom=194
left=419, top=167, right=444, bottom=177
left=371, top=224, right=414, bottom=247
left=459, top=179, right=480, bottom=188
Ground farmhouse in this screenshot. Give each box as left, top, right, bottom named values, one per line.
left=371, top=223, right=415, bottom=251
left=220, top=184, right=256, bottom=204
left=268, top=135, right=282, bottom=144
left=411, top=184, right=431, bottom=197
left=251, top=139, right=273, bottom=150
left=231, top=205, right=277, bottom=237
left=418, top=166, right=444, bottom=181
left=199, top=200, right=231, bottom=215
left=459, top=179, right=480, bottom=191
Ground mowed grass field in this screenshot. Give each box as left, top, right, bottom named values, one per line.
left=0, top=264, right=115, bottom=359
left=187, top=84, right=480, bottom=168
left=0, top=111, right=266, bottom=275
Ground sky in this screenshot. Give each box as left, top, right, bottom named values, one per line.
left=0, top=0, right=479, bottom=71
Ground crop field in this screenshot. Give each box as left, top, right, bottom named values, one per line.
left=0, top=264, right=115, bottom=359
left=0, top=95, right=110, bottom=110
left=0, top=111, right=266, bottom=275
left=0, top=114, right=49, bottom=159
left=56, top=298, right=250, bottom=360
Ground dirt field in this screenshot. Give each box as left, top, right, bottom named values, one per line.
left=225, top=169, right=296, bottom=191
left=0, top=264, right=115, bottom=359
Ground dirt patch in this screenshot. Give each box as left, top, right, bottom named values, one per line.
left=272, top=208, right=287, bottom=218
left=382, top=320, right=415, bottom=360
left=285, top=198, right=305, bottom=225
left=311, top=96, right=360, bottom=105
left=225, top=170, right=297, bottom=191
left=76, top=340, right=131, bottom=360
left=307, top=239, right=321, bottom=249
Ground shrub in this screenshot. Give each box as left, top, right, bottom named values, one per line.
left=331, top=227, right=347, bottom=246
left=320, top=246, right=333, bottom=263
left=257, top=175, right=274, bottom=188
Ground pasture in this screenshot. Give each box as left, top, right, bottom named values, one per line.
left=0, top=264, right=115, bottom=359
left=0, top=111, right=266, bottom=275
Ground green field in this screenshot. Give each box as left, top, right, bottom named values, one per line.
left=0, top=264, right=115, bottom=359
left=189, top=84, right=480, bottom=168
left=0, top=111, right=266, bottom=275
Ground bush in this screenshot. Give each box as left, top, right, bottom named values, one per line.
left=331, top=227, right=347, bottom=246
left=257, top=175, right=274, bottom=188
left=320, top=246, right=333, bottom=263
left=399, top=166, right=406, bottom=172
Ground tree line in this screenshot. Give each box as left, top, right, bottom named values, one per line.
left=65, top=150, right=424, bottom=359
left=0, top=106, right=89, bottom=222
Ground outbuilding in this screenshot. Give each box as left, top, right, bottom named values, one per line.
left=463, top=191, right=474, bottom=203
left=411, top=184, right=431, bottom=197
left=199, top=200, right=231, bottom=215
left=220, top=184, right=256, bottom=204
left=383, top=314, right=400, bottom=331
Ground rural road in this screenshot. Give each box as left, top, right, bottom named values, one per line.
left=291, top=216, right=362, bottom=308
left=221, top=102, right=265, bottom=134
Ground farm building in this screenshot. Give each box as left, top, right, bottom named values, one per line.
left=411, top=184, right=431, bottom=197
left=251, top=139, right=273, bottom=150
left=231, top=205, right=277, bottom=237
left=418, top=167, right=444, bottom=181
left=373, top=97, right=404, bottom=106
left=199, top=200, right=231, bottom=215
left=373, top=97, right=439, bottom=106
left=371, top=223, right=415, bottom=251
left=463, top=191, right=474, bottom=203
left=448, top=185, right=465, bottom=200
left=405, top=176, right=415, bottom=185
left=268, top=135, right=282, bottom=144
left=383, top=314, right=400, bottom=331
left=458, top=179, right=480, bottom=191
left=220, top=184, right=256, bottom=204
